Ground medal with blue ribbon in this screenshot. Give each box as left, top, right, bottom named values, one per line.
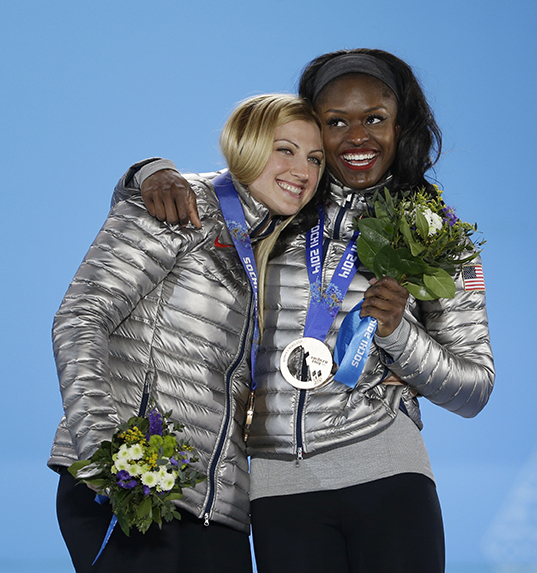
left=280, top=208, right=377, bottom=390
left=213, top=171, right=259, bottom=439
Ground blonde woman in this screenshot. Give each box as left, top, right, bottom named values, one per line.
left=49, top=94, right=323, bottom=573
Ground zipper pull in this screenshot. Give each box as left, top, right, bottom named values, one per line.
left=204, top=513, right=210, bottom=527
left=296, top=447, right=303, bottom=465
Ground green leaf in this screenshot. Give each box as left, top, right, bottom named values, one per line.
left=399, top=218, right=425, bottom=255
left=164, top=492, right=184, bottom=501
left=395, top=248, right=428, bottom=276
left=68, top=460, right=91, bottom=478
left=136, top=497, right=152, bottom=519
left=404, top=280, right=436, bottom=301
left=423, top=268, right=456, bottom=299
left=374, top=199, right=389, bottom=221
left=408, top=239, right=425, bottom=257
left=415, top=208, right=429, bottom=239
left=357, top=218, right=392, bottom=246
left=117, top=514, right=132, bottom=537
left=138, top=516, right=152, bottom=535
left=355, top=237, right=377, bottom=272
left=383, top=187, right=396, bottom=214
left=372, top=245, right=405, bottom=281
left=398, top=217, right=411, bottom=240
left=114, top=489, right=131, bottom=506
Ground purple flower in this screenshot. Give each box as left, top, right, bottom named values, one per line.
left=120, top=479, right=137, bottom=489
left=143, top=485, right=151, bottom=496
left=170, top=456, right=178, bottom=467
left=148, top=408, right=163, bottom=436
left=117, top=470, right=137, bottom=489
left=442, top=206, right=459, bottom=227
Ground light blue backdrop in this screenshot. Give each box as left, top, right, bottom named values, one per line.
left=1, top=1, right=536, bottom=571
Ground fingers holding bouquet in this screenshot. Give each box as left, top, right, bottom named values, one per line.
left=361, top=276, right=409, bottom=337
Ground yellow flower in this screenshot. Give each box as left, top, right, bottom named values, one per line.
left=144, top=451, right=158, bottom=469
left=119, top=426, right=145, bottom=444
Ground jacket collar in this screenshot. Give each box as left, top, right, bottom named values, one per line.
left=229, top=173, right=283, bottom=241
left=327, top=173, right=394, bottom=209
left=323, top=174, right=394, bottom=241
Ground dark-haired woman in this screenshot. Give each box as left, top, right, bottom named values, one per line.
left=121, top=49, right=494, bottom=573
left=248, top=49, right=492, bottom=573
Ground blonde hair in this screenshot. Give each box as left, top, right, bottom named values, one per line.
left=255, top=215, right=298, bottom=336
left=219, top=93, right=322, bottom=186
left=220, top=93, right=324, bottom=337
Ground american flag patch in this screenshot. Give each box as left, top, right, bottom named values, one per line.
left=463, top=264, right=485, bottom=291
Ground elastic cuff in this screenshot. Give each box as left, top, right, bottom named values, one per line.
left=134, top=159, right=178, bottom=187
left=374, top=319, right=411, bottom=361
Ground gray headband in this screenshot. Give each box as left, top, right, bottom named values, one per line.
left=311, top=53, right=400, bottom=102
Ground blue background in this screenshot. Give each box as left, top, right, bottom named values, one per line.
left=1, top=1, right=536, bottom=571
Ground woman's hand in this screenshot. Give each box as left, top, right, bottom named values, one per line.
left=141, top=169, right=201, bottom=228
left=361, top=276, right=409, bottom=337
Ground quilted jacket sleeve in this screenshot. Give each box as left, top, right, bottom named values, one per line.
left=110, top=157, right=222, bottom=207
left=53, top=183, right=197, bottom=461
left=111, top=158, right=178, bottom=206
left=380, top=256, right=494, bottom=418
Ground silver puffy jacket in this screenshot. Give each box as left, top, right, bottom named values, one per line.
left=248, top=178, right=495, bottom=459
left=48, top=161, right=271, bottom=533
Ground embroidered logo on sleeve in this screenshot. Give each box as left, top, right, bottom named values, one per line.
left=214, top=235, right=234, bottom=248
left=463, top=264, right=486, bottom=291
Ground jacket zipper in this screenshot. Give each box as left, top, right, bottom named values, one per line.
left=295, top=390, right=306, bottom=463
left=295, top=202, right=350, bottom=461
left=202, top=290, right=254, bottom=525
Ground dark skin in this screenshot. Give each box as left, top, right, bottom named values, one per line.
left=141, top=169, right=202, bottom=228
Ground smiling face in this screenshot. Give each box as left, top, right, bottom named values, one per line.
left=248, top=119, right=323, bottom=217
left=315, top=73, right=400, bottom=190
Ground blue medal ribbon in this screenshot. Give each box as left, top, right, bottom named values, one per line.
left=92, top=496, right=117, bottom=565
left=304, top=208, right=377, bottom=388
left=333, top=301, right=377, bottom=387
left=212, top=171, right=260, bottom=391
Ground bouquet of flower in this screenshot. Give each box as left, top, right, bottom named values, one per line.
left=354, top=187, right=485, bottom=300
left=69, top=406, right=205, bottom=536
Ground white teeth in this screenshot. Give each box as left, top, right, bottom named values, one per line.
left=343, top=152, right=376, bottom=162
left=278, top=182, right=302, bottom=195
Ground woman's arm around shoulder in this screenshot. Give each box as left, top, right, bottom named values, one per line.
left=111, top=158, right=204, bottom=227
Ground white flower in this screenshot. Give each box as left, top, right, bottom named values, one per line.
left=128, top=444, right=144, bottom=460
left=114, top=459, right=130, bottom=472
left=129, top=463, right=143, bottom=477
left=117, top=444, right=131, bottom=461
left=141, top=471, right=159, bottom=488
left=159, top=472, right=176, bottom=492
left=420, top=207, right=443, bottom=236
left=157, top=467, right=168, bottom=479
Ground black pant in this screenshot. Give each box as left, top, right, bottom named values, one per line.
left=251, top=473, right=445, bottom=573
left=57, top=468, right=252, bottom=573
